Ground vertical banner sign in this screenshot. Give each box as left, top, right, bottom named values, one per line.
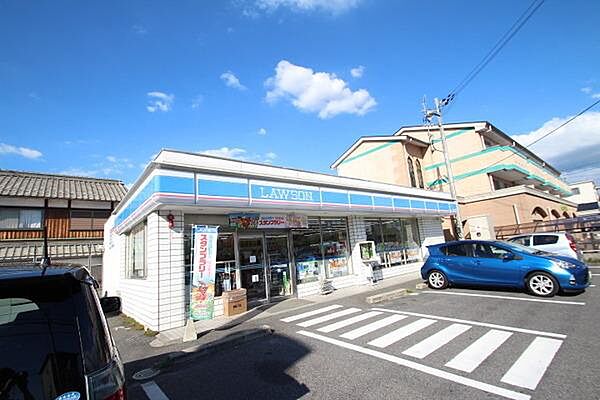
left=190, top=225, right=219, bottom=320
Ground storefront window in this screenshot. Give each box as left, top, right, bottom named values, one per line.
left=365, top=218, right=422, bottom=267
left=215, top=234, right=236, bottom=297
left=292, top=218, right=322, bottom=284
left=321, top=218, right=351, bottom=278
left=125, top=222, right=146, bottom=279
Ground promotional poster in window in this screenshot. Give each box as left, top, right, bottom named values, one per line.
left=191, top=225, right=219, bottom=320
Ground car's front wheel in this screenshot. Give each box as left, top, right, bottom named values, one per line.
left=427, top=270, right=448, bottom=290
left=526, top=272, right=559, bottom=297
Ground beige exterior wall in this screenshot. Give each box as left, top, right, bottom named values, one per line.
left=460, top=192, right=577, bottom=233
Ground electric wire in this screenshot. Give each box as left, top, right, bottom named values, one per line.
left=440, top=0, right=545, bottom=109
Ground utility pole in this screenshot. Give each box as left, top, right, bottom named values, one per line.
left=423, top=97, right=464, bottom=240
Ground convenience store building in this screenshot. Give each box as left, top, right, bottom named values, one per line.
left=103, top=150, right=456, bottom=332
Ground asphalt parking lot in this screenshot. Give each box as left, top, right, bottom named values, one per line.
left=126, top=274, right=599, bottom=400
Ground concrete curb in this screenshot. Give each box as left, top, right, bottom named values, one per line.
left=152, top=325, right=274, bottom=372
left=365, top=288, right=408, bottom=304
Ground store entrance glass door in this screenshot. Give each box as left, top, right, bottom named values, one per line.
left=266, top=235, right=292, bottom=298
left=238, top=236, right=267, bottom=302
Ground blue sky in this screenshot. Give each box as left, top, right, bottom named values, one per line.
left=1, top=0, right=600, bottom=186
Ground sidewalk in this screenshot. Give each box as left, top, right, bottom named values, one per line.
left=150, top=270, right=422, bottom=347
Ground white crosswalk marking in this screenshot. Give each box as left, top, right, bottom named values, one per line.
left=445, top=329, right=513, bottom=373
left=402, top=323, right=472, bottom=359
left=340, top=314, right=407, bottom=340
left=317, top=311, right=383, bottom=333
left=280, top=304, right=343, bottom=323
left=297, top=307, right=362, bottom=327
left=368, top=318, right=437, bottom=348
left=501, top=337, right=563, bottom=390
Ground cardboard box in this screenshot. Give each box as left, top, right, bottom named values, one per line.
left=224, top=297, right=247, bottom=317
left=223, top=289, right=247, bottom=317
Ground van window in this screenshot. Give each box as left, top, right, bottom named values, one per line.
left=0, top=276, right=87, bottom=400
left=533, top=235, right=559, bottom=246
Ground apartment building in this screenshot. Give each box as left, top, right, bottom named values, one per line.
left=331, top=121, right=577, bottom=239
left=566, top=181, right=600, bottom=216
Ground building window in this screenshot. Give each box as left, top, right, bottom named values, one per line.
left=320, top=218, right=351, bottom=278
left=126, top=222, right=146, bottom=279
left=292, top=218, right=322, bottom=284
left=415, top=159, right=424, bottom=189
left=70, top=209, right=111, bottom=231
left=571, top=188, right=580, bottom=195
left=215, top=234, right=236, bottom=297
left=365, top=218, right=422, bottom=267
left=407, top=158, right=416, bottom=187
left=0, top=208, right=42, bottom=229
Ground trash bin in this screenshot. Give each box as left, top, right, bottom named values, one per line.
left=222, top=288, right=247, bottom=317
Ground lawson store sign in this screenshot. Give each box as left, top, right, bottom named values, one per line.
left=114, top=171, right=457, bottom=231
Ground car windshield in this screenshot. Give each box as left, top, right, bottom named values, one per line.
left=0, top=275, right=87, bottom=400
left=497, top=241, right=542, bottom=255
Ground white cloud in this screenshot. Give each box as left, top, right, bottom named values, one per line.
left=132, top=25, right=148, bottom=35
left=28, top=92, right=41, bottom=101
left=258, top=127, right=267, bottom=135
left=0, top=143, right=43, bottom=159
left=511, top=112, right=600, bottom=185
left=201, top=147, right=248, bottom=160
left=592, top=93, right=600, bottom=99
left=581, top=87, right=592, bottom=94
left=106, top=155, right=117, bottom=163
left=265, top=60, right=376, bottom=119
left=350, top=65, right=365, bottom=78
left=227, top=27, right=235, bottom=33
left=220, top=71, right=247, bottom=90
left=59, top=168, right=99, bottom=177
left=265, top=151, right=277, bottom=160
left=191, top=95, right=204, bottom=109
left=256, top=0, right=361, bottom=13
left=146, top=91, right=174, bottom=112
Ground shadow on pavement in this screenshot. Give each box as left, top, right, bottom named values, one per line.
left=126, top=330, right=311, bottom=400
left=438, top=283, right=587, bottom=298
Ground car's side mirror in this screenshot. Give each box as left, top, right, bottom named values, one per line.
left=100, top=296, right=121, bottom=315
left=503, top=252, right=515, bottom=261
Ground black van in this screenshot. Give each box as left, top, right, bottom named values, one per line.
left=0, top=266, right=125, bottom=400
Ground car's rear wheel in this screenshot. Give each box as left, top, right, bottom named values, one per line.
left=427, top=270, right=448, bottom=290
left=527, top=272, right=559, bottom=297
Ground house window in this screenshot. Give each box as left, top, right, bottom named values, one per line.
left=571, top=188, right=580, bottom=195
left=415, top=159, right=424, bottom=189
left=407, top=158, right=416, bottom=187
left=126, top=222, right=146, bottom=279
left=70, top=209, right=111, bottom=230
left=0, top=208, right=42, bottom=229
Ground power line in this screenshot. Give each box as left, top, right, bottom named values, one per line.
left=439, top=0, right=545, bottom=108
left=482, top=98, right=600, bottom=171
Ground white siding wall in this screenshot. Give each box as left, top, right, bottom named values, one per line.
left=418, top=217, right=445, bottom=257
left=117, top=210, right=186, bottom=331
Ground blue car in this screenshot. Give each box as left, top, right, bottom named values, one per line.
left=421, top=240, right=591, bottom=297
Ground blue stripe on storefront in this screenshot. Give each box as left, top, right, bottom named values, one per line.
left=350, top=193, right=373, bottom=206
left=438, top=202, right=451, bottom=211
left=426, top=201, right=438, bottom=211
left=373, top=196, right=393, bottom=208
left=198, top=179, right=248, bottom=198
left=321, top=191, right=349, bottom=205
left=393, top=197, right=411, bottom=209
left=411, top=200, right=426, bottom=209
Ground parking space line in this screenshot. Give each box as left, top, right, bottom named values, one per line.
left=281, top=304, right=343, bottom=322
left=368, top=318, right=437, bottom=348
left=297, top=308, right=361, bottom=327
left=501, top=337, right=563, bottom=390
left=141, top=381, right=170, bottom=400
left=421, top=290, right=586, bottom=305
left=590, top=285, right=596, bottom=288
left=298, top=330, right=530, bottom=400
left=371, top=308, right=567, bottom=339
left=340, top=314, right=407, bottom=340
left=446, top=330, right=513, bottom=373
left=591, top=274, right=600, bottom=276
left=402, top=323, right=472, bottom=359
left=317, top=311, right=383, bottom=333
